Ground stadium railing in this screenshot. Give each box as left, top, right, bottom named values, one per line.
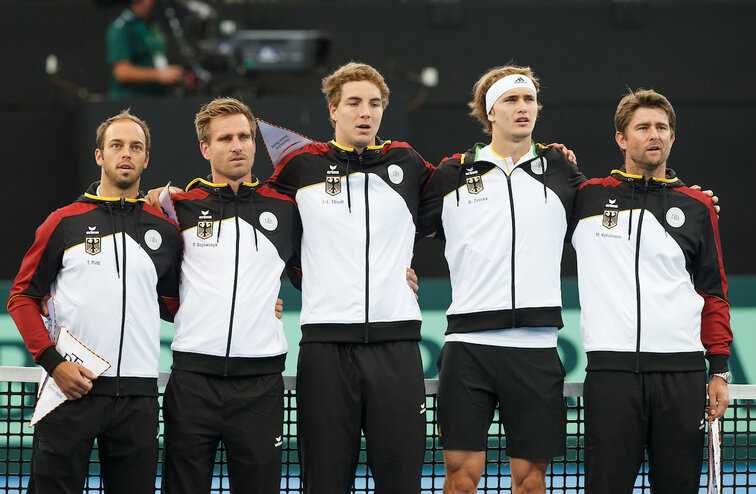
left=1, top=367, right=754, bottom=493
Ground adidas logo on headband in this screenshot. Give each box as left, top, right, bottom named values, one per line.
left=485, top=74, right=538, bottom=113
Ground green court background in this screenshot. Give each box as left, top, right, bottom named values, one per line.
left=1, top=278, right=753, bottom=383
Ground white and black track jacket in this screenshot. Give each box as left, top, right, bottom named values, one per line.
left=418, top=143, right=585, bottom=335
left=8, top=182, right=181, bottom=396
left=267, top=140, right=434, bottom=343
left=170, top=178, right=301, bottom=376
left=569, top=169, right=732, bottom=374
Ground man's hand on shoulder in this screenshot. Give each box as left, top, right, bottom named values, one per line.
left=145, top=187, right=164, bottom=210
left=51, top=361, right=97, bottom=400
left=690, top=184, right=720, bottom=214
left=548, top=143, right=578, bottom=167
left=145, top=186, right=181, bottom=210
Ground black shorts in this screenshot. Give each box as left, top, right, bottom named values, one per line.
left=436, top=342, right=566, bottom=460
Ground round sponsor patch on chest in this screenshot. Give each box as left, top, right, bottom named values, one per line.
left=144, top=229, right=162, bottom=250
left=387, top=164, right=404, bottom=184
left=530, top=158, right=547, bottom=175
left=665, top=207, right=685, bottom=228
left=259, top=212, right=278, bottom=231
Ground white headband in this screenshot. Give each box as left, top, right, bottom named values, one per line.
left=485, top=74, right=538, bottom=114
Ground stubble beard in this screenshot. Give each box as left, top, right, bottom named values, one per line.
left=631, top=149, right=669, bottom=177
left=104, top=166, right=142, bottom=191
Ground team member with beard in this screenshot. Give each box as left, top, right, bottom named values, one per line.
left=570, top=89, right=731, bottom=493
left=8, top=110, right=181, bottom=494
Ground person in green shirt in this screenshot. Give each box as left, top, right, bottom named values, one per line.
left=106, top=0, right=184, bottom=99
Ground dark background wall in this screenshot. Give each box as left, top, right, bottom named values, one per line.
left=2, top=1, right=755, bottom=280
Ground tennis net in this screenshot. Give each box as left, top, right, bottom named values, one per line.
left=1, top=367, right=754, bottom=493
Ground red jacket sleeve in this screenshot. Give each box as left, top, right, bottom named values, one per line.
left=7, top=210, right=66, bottom=371
left=692, top=196, right=732, bottom=372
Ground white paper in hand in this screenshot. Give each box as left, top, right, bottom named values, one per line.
left=257, top=119, right=317, bottom=168
left=158, top=182, right=178, bottom=223
left=29, top=328, right=111, bottom=427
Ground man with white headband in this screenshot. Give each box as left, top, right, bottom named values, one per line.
left=418, top=65, right=585, bottom=493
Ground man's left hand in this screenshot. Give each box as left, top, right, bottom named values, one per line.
left=707, top=375, right=730, bottom=418
left=274, top=298, right=283, bottom=319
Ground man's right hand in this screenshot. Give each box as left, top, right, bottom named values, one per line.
left=51, top=361, right=97, bottom=400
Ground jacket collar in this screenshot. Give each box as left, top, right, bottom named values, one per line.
left=461, top=141, right=547, bottom=167
left=328, top=138, right=392, bottom=165
left=185, top=176, right=261, bottom=197
left=79, top=181, right=145, bottom=205
left=610, top=167, right=685, bottom=188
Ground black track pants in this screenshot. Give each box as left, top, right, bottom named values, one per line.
left=162, top=370, right=284, bottom=494
left=297, top=341, right=426, bottom=494
left=584, top=370, right=707, bottom=494
left=28, top=394, right=158, bottom=494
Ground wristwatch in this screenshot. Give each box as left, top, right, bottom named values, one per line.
left=712, top=371, right=732, bottom=384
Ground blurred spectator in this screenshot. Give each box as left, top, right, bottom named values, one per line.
left=107, top=0, right=184, bottom=98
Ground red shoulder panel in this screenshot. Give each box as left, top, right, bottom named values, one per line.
left=257, top=185, right=298, bottom=205
left=269, top=142, right=330, bottom=184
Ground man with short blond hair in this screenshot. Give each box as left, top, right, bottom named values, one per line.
left=8, top=110, right=181, bottom=493
left=193, top=96, right=257, bottom=143
left=267, top=61, right=433, bottom=494
left=321, top=61, right=391, bottom=119
left=160, top=97, right=301, bottom=494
